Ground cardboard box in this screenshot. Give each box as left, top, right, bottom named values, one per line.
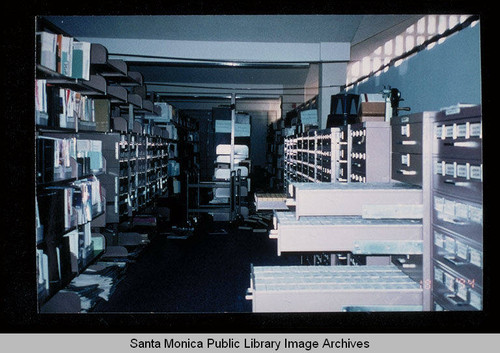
left=359, top=102, right=386, bottom=117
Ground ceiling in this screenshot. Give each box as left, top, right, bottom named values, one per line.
left=42, top=15, right=425, bottom=107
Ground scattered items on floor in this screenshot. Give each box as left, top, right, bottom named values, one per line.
left=208, top=228, right=229, bottom=235
left=101, top=246, right=130, bottom=262
left=62, top=261, right=127, bottom=312
left=117, top=232, right=150, bottom=246
left=132, top=215, right=157, bottom=227
left=165, top=225, right=194, bottom=239
left=236, top=211, right=273, bottom=234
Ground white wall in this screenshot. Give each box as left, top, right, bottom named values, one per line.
left=304, top=63, right=319, bottom=102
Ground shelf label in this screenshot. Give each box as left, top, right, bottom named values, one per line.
left=443, top=199, right=455, bottom=217
left=469, top=122, right=481, bottom=138
left=456, top=241, right=468, bottom=259
left=470, top=248, right=482, bottom=268
left=468, top=205, right=483, bottom=224
left=455, top=202, right=469, bottom=220
left=456, top=123, right=468, bottom=138
left=444, top=272, right=455, bottom=292
left=456, top=281, right=468, bottom=301
left=456, top=164, right=468, bottom=178
left=445, top=162, right=456, bottom=176
left=434, top=231, right=445, bottom=248
left=434, top=196, right=445, bottom=213
left=469, top=290, right=482, bottom=310
left=401, top=154, right=410, bottom=166
left=469, top=165, right=482, bottom=180
left=444, top=235, right=456, bottom=254
left=435, top=125, right=443, bottom=139
left=445, top=106, right=461, bottom=115
left=401, top=125, right=410, bottom=137
left=435, top=160, right=445, bottom=175
left=434, top=267, right=444, bottom=283
left=445, top=125, right=454, bottom=138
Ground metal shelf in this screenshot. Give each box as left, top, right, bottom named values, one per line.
left=247, top=264, right=422, bottom=312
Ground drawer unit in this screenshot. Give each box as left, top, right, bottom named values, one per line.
left=336, top=125, right=351, bottom=183
left=433, top=105, right=482, bottom=160
left=337, top=161, right=349, bottom=182
left=431, top=104, right=483, bottom=311
left=270, top=211, right=423, bottom=255
left=284, top=128, right=345, bottom=186
left=391, top=121, right=424, bottom=154
left=433, top=158, right=482, bottom=202
left=432, top=192, right=482, bottom=244
left=432, top=260, right=482, bottom=311
left=247, top=265, right=423, bottom=312
left=391, top=112, right=436, bottom=186
left=339, top=125, right=350, bottom=143
left=432, top=225, right=483, bottom=287
left=292, top=181, right=423, bottom=219
left=392, top=152, right=423, bottom=186
left=349, top=121, right=391, bottom=183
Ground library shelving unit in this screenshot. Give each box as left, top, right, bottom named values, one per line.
left=34, top=18, right=181, bottom=311
left=266, top=96, right=319, bottom=193
left=265, top=119, right=285, bottom=192
left=283, top=121, right=391, bottom=194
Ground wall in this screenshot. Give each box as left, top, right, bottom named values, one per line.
left=304, top=64, right=319, bottom=102
left=347, top=23, right=481, bottom=112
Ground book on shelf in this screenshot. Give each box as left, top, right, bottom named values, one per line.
left=77, top=139, right=103, bottom=173
left=82, top=222, right=92, bottom=250
left=35, top=79, right=48, bottom=126
left=46, top=84, right=63, bottom=128
left=89, top=140, right=103, bottom=172
left=73, top=180, right=93, bottom=224
left=37, top=249, right=50, bottom=292
left=88, top=176, right=103, bottom=214
left=37, top=188, right=70, bottom=240
left=42, top=185, right=76, bottom=231
left=35, top=198, right=44, bottom=244
left=37, top=31, right=57, bottom=72
left=71, top=41, right=91, bottom=81
left=36, top=136, right=75, bottom=184
left=166, top=160, right=180, bottom=177
left=73, top=176, right=103, bottom=224
left=59, top=34, right=74, bottom=77
left=58, top=236, right=74, bottom=285
left=64, top=229, right=79, bottom=273
left=41, top=85, right=97, bottom=129
left=37, top=32, right=78, bottom=78
left=59, top=88, right=77, bottom=129
left=145, top=102, right=172, bottom=123
left=93, top=99, right=111, bottom=132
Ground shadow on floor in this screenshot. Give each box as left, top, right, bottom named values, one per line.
left=93, top=220, right=300, bottom=313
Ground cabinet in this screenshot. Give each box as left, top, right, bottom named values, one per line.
left=430, top=105, right=483, bottom=311
left=283, top=121, right=391, bottom=190
left=349, top=121, right=391, bottom=183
